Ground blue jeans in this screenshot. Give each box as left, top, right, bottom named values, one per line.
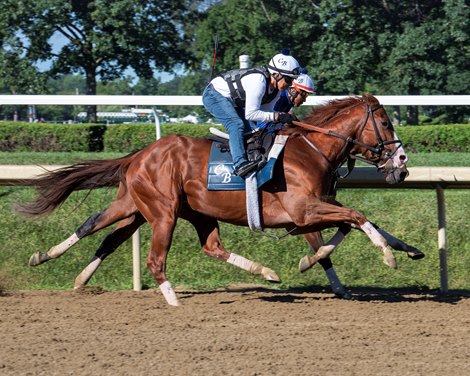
left=202, top=84, right=254, bottom=167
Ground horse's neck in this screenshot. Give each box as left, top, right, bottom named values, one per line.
left=301, top=129, right=352, bottom=170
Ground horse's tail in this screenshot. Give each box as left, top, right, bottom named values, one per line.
left=15, top=154, right=135, bottom=217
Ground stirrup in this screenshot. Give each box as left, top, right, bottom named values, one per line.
left=234, top=160, right=259, bottom=177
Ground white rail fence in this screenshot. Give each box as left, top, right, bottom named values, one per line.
left=1, top=94, right=470, bottom=106
left=1, top=94, right=470, bottom=293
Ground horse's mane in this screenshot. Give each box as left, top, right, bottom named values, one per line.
left=280, top=94, right=379, bottom=137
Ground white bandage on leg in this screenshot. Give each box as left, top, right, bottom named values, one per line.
left=48, top=233, right=80, bottom=258
left=74, top=257, right=102, bottom=289
left=361, top=221, right=397, bottom=268
left=360, top=222, right=387, bottom=249
left=227, top=253, right=255, bottom=273
left=159, top=281, right=179, bottom=306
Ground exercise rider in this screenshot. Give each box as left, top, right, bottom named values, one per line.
left=202, top=50, right=301, bottom=177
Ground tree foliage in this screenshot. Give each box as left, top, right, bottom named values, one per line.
left=0, top=0, right=202, bottom=121
left=194, top=0, right=469, bottom=124
left=0, top=0, right=468, bottom=125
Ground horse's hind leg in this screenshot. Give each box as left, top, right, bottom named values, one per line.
left=29, top=185, right=137, bottom=267
left=182, top=209, right=280, bottom=282
left=301, top=230, right=352, bottom=299
left=74, top=213, right=146, bottom=289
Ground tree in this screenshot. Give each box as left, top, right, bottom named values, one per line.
left=380, top=0, right=470, bottom=124
left=194, top=0, right=322, bottom=75
left=0, top=0, right=202, bottom=122
left=0, top=50, right=48, bottom=121
left=195, top=0, right=469, bottom=124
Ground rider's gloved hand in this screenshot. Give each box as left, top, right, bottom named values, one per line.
left=276, top=112, right=295, bottom=124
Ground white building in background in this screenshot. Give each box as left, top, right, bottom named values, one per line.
left=77, top=108, right=169, bottom=124
left=181, top=114, right=199, bottom=124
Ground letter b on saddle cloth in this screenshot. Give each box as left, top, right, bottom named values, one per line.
left=207, top=131, right=287, bottom=191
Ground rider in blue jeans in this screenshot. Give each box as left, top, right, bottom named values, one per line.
left=203, top=50, right=301, bottom=177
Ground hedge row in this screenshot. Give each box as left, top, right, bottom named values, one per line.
left=398, top=124, right=470, bottom=153
left=103, top=123, right=219, bottom=152
left=0, top=122, right=106, bottom=152
left=1, top=121, right=469, bottom=153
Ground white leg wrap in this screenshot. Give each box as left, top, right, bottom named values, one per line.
left=227, top=253, right=255, bottom=273
left=74, top=257, right=102, bottom=288
left=360, top=222, right=387, bottom=249
left=361, top=222, right=397, bottom=268
left=317, top=229, right=347, bottom=258
left=159, top=281, right=179, bottom=306
left=48, top=233, right=80, bottom=258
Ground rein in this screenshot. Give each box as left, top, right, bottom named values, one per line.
left=292, top=103, right=402, bottom=168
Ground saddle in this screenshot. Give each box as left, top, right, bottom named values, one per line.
left=209, top=128, right=275, bottom=165
left=206, top=127, right=287, bottom=191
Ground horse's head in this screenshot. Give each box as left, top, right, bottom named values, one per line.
left=350, top=95, right=409, bottom=184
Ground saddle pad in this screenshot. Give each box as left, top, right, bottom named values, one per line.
left=207, top=136, right=287, bottom=191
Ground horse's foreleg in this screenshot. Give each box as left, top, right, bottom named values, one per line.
left=360, top=222, right=397, bottom=268
left=301, top=231, right=351, bottom=299
left=299, top=225, right=351, bottom=273
left=369, top=222, right=425, bottom=260
left=294, top=203, right=397, bottom=268
left=182, top=209, right=280, bottom=282
left=74, top=213, right=146, bottom=289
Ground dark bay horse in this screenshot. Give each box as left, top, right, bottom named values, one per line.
left=18, top=94, right=420, bottom=305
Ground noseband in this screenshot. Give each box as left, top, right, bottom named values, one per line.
left=292, top=102, right=403, bottom=168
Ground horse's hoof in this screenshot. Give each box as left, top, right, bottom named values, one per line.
left=262, top=267, right=281, bottom=283
left=28, top=252, right=42, bottom=266
left=317, top=244, right=335, bottom=259
left=299, top=255, right=316, bottom=273
left=334, top=290, right=353, bottom=300
left=383, top=248, right=397, bottom=269
left=407, top=247, right=425, bottom=260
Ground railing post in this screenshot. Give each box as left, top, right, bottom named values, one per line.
left=132, top=229, right=142, bottom=291
left=436, top=185, right=448, bottom=293
left=131, top=108, right=161, bottom=291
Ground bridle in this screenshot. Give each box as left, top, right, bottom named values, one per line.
left=292, top=102, right=403, bottom=169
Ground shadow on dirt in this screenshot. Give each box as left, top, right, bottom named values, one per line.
left=178, top=285, right=470, bottom=305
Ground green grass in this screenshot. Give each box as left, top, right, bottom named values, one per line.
left=0, top=151, right=123, bottom=165
left=1, top=151, right=469, bottom=292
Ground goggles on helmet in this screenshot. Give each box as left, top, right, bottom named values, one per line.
left=268, top=53, right=301, bottom=78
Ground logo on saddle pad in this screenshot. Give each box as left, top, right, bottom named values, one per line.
left=214, top=164, right=232, bottom=184
left=206, top=138, right=287, bottom=191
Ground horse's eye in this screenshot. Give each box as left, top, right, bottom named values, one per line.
left=381, top=121, right=390, bottom=128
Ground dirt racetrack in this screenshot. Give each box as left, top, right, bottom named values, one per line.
left=1, top=286, right=470, bottom=376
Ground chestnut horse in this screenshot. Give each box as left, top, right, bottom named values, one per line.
left=18, top=94, right=420, bottom=305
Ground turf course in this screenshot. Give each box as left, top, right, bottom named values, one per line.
left=1, top=152, right=469, bottom=292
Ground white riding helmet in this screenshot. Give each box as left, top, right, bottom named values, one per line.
left=267, top=49, right=301, bottom=78
left=293, top=73, right=315, bottom=94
